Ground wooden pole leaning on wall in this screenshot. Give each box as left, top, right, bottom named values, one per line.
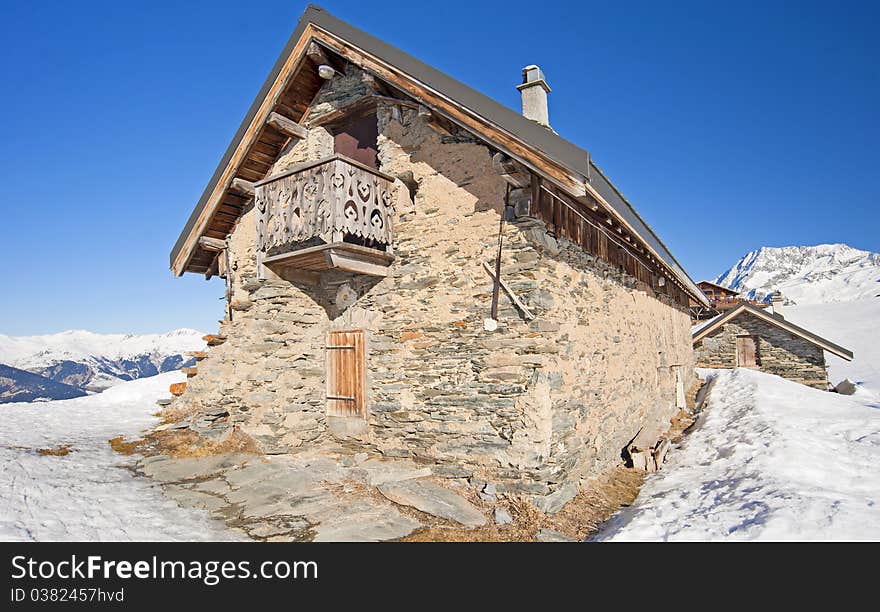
left=487, top=184, right=511, bottom=328
left=482, top=261, right=535, bottom=321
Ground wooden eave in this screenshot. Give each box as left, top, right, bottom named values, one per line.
left=692, top=302, right=854, bottom=361
left=170, top=5, right=707, bottom=307
left=697, top=280, right=739, bottom=295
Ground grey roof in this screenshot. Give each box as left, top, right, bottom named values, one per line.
left=692, top=302, right=854, bottom=361
left=171, top=4, right=704, bottom=303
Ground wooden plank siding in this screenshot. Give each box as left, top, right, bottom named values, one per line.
left=326, top=330, right=367, bottom=418
left=530, top=183, right=691, bottom=308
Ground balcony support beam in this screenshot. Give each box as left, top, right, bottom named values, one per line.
left=267, top=112, right=309, bottom=140
left=262, top=242, right=393, bottom=278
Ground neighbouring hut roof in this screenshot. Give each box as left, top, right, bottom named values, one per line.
left=169, top=4, right=707, bottom=306
left=697, top=280, right=740, bottom=295
left=691, top=302, right=854, bottom=361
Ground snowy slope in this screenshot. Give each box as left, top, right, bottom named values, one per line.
left=0, top=329, right=205, bottom=392
left=714, top=244, right=880, bottom=304
left=0, top=372, right=240, bottom=541
left=787, top=299, right=880, bottom=396
left=595, top=368, right=880, bottom=541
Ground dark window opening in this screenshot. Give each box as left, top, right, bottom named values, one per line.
left=332, top=113, right=379, bottom=168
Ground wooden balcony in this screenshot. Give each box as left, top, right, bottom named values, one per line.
left=254, top=155, right=396, bottom=277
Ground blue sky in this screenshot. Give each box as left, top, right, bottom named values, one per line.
left=1, top=0, right=877, bottom=335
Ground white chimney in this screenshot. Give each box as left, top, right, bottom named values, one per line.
left=517, top=65, right=551, bottom=128
left=769, top=291, right=785, bottom=318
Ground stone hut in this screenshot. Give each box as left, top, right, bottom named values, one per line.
left=166, top=5, right=708, bottom=501
left=692, top=302, right=853, bottom=389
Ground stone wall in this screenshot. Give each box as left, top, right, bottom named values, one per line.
left=170, top=66, right=696, bottom=499
left=694, top=314, right=828, bottom=389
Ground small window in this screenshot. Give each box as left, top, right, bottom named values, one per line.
left=326, top=329, right=367, bottom=418
left=332, top=114, right=378, bottom=168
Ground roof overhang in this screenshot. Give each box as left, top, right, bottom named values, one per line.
left=692, top=302, right=854, bottom=361
left=697, top=280, right=739, bottom=294
left=170, top=5, right=708, bottom=306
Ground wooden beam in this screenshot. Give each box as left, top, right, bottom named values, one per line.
left=267, top=112, right=308, bottom=140
left=307, top=41, right=331, bottom=66
left=372, top=94, right=421, bottom=110
left=306, top=95, right=376, bottom=128
left=328, top=251, right=390, bottom=277
left=198, top=236, right=226, bottom=252
left=205, top=251, right=219, bottom=280
left=482, top=261, right=535, bottom=320
left=492, top=152, right=530, bottom=188
left=230, top=178, right=255, bottom=198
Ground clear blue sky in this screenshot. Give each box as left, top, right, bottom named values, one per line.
left=1, top=1, right=877, bottom=335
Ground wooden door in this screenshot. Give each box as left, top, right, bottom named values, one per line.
left=736, top=335, right=757, bottom=367
left=326, top=330, right=367, bottom=418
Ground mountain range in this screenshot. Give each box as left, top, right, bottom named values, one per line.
left=0, top=329, right=205, bottom=403
left=714, top=244, right=880, bottom=305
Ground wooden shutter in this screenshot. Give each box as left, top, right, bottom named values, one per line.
left=736, top=336, right=757, bottom=367
left=326, top=330, right=367, bottom=418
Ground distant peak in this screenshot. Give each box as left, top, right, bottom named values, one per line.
left=714, top=243, right=880, bottom=306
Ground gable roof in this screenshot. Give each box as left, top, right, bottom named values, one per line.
left=692, top=302, right=854, bottom=361
left=697, top=280, right=739, bottom=295
left=169, top=4, right=706, bottom=305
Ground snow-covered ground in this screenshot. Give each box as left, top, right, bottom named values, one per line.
left=595, top=368, right=880, bottom=541
left=0, top=372, right=238, bottom=541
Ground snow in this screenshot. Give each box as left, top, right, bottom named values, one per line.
left=0, top=328, right=206, bottom=370
left=0, top=372, right=239, bottom=541
left=787, top=299, right=880, bottom=397
left=595, top=368, right=880, bottom=541
left=714, top=244, right=880, bottom=304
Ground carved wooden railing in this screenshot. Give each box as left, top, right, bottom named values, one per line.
left=255, top=155, right=395, bottom=253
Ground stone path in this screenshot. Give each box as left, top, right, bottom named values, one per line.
left=137, top=451, right=488, bottom=541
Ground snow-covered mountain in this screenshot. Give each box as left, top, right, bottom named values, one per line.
left=714, top=244, right=880, bottom=305
left=0, top=363, right=88, bottom=403
left=0, top=329, right=205, bottom=396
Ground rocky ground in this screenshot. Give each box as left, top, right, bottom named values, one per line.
left=135, top=448, right=638, bottom=542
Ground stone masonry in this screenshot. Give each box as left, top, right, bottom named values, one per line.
left=167, top=66, right=696, bottom=500
left=694, top=312, right=828, bottom=389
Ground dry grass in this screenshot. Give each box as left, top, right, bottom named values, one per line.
left=668, top=408, right=697, bottom=443
left=108, top=436, right=148, bottom=455
left=38, top=444, right=73, bottom=456
left=400, top=465, right=646, bottom=542
left=108, top=427, right=262, bottom=459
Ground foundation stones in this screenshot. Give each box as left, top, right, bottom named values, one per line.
left=378, top=480, right=487, bottom=527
